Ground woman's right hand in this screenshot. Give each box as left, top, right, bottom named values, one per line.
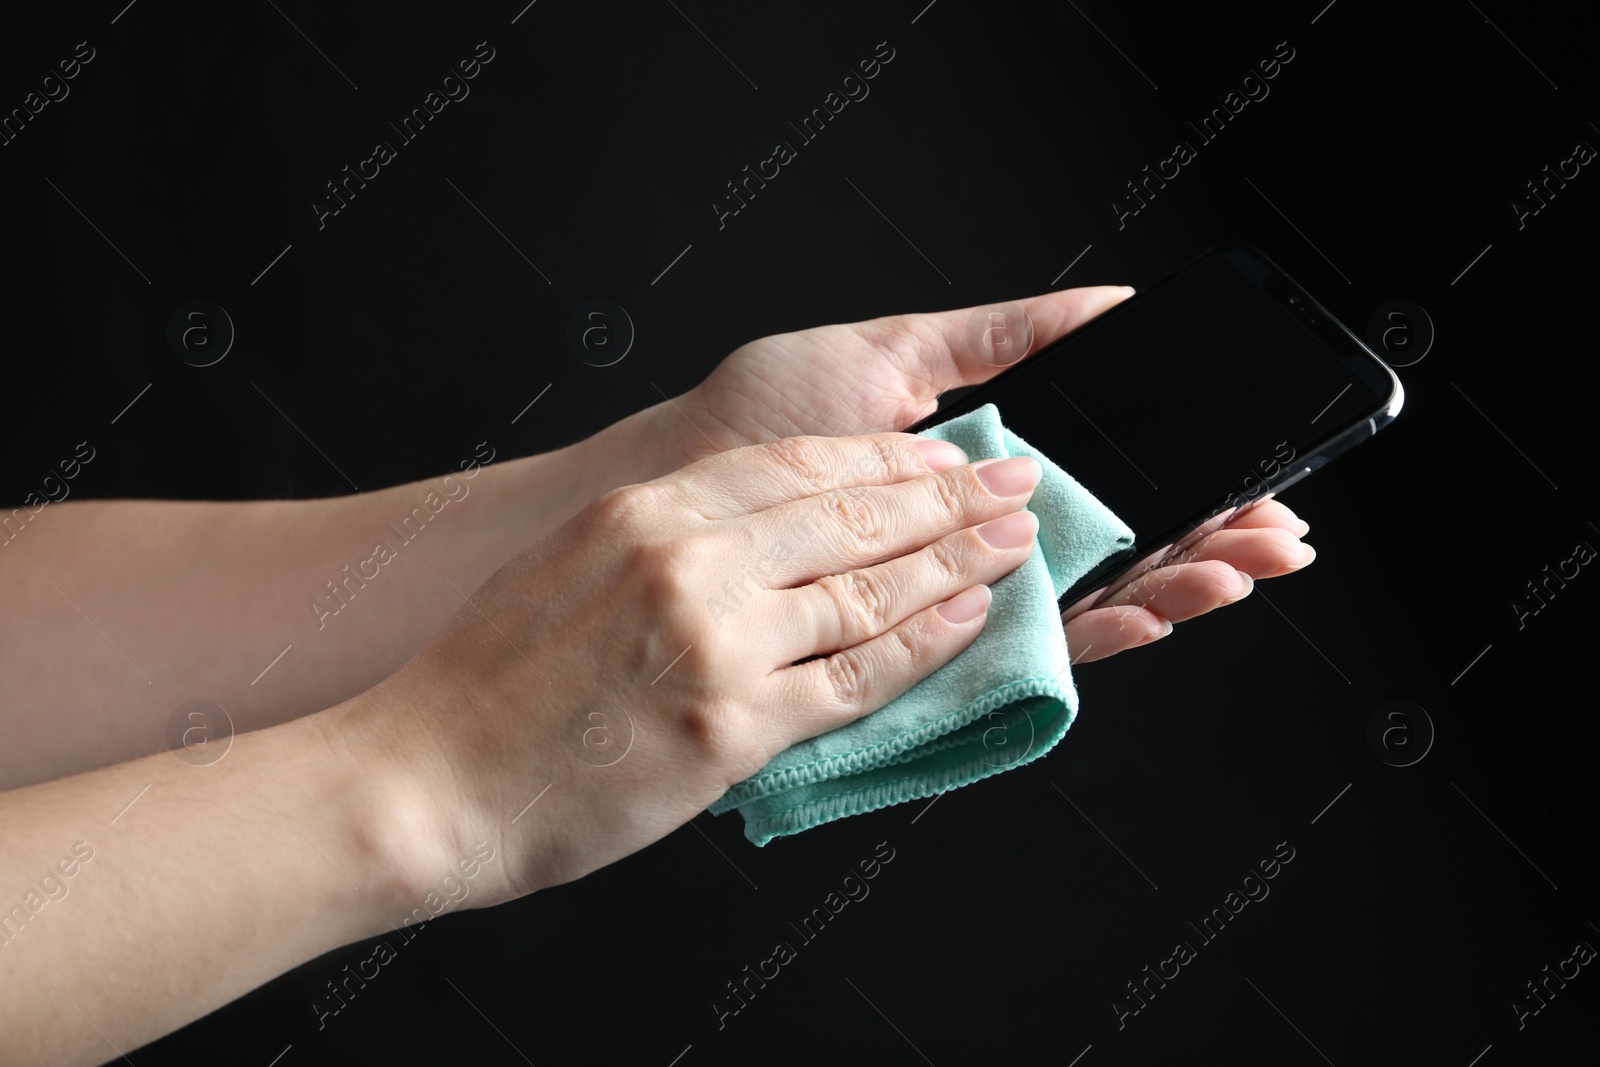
left=349, top=431, right=1045, bottom=904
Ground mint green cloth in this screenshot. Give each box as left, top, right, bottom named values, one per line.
left=708, top=403, right=1136, bottom=845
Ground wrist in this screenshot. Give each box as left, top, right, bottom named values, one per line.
left=573, top=395, right=696, bottom=489
left=328, top=662, right=569, bottom=910
left=295, top=691, right=468, bottom=921
left=452, top=399, right=689, bottom=570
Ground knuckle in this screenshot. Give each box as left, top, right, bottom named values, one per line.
left=857, top=434, right=915, bottom=484
left=676, top=638, right=717, bottom=675
left=851, top=435, right=890, bottom=483
left=927, top=536, right=969, bottom=584
left=674, top=698, right=739, bottom=754
left=760, top=436, right=832, bottom=493
left=819, top=489, right=884, bottom=549
left=590, top=482, right=666, bottom=532
left=656, top=607, right=716, bottom=664
left=631, top=535, right=708, bottom=609
left=927, top=469, right=969, bottom=523
left=816, top=569, right=895, bottom=642
left=684, top=700, right=768, bottom=782
left=888, top=623, right=922, bottom=670
left=822, top=646, right=871, bottom=706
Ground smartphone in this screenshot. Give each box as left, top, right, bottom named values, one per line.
left=907, top=243, right=1405, bottom=610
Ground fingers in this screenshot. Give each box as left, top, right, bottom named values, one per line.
left=772, top=508, right=1038, bottom=662
left=770, top=585, right=992, bottom=741
left=1108, top=508, right=1314, bottom=602
left=738, top=453, right=1042, bottom=585
left=664, top=432, right=970, bottom=520
left=1065, top=607, right=1172, bottom=664
left=1222, top=498, right=1310, bottom=536
left=1170, top=525, right=1317, bottom=578
left=1065, top=502, right=1318, bottom=666
left=846, top=285, right=1136, bottom=403
left=1100, top=558, right=1254, bottom=623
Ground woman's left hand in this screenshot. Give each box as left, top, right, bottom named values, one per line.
left=658, top=285, right=1316, bottom=664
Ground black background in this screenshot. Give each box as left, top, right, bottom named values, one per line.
left=3, top=1, right=1597, bottom=1064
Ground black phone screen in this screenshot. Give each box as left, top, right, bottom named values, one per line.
left=913, top=248, right=1398, bottom=604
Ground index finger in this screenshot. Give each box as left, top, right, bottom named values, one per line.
left=849, top=284, right=1136, bottom=400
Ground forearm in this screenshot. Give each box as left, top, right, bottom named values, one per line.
left=0, top=702, right=436, bottom=1067
left=0, top=400, right=679, bottom=788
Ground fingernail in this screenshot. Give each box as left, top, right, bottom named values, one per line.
left=976, top=456, right=1041, bottom=496
left=1119, top=285, right=1137, bottom=295
left=937, top=584, right=991, bottom=623
left=1274, top=503, right=1309, bottom=536
left=915, top=438, right=967, bottom=472
left=1231, top=571, right=1255, bottom=600
left=1142, top=617, right=1173, bottom=642
left=1294, top=542, right=1317, bottom=566
left=977, top=509, right=1039, bottom=549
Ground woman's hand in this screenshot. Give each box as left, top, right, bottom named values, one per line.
left=1058, top=497, right=1316, bottom=662
left=350, top=431, right=1047, bottom=900
left=655, top=286, right=1316, bottom=666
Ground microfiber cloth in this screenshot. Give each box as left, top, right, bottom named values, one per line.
left=708, top=402, right=1136, bottom=845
